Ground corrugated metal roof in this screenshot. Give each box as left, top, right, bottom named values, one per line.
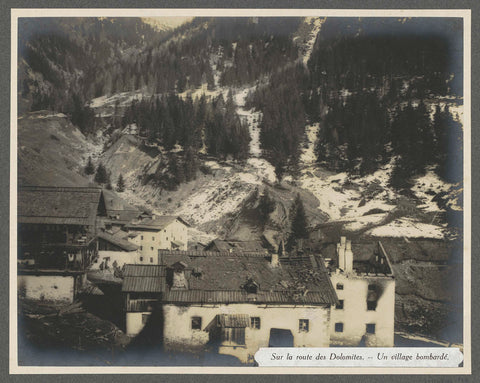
left=123, top=264, right=165, bottom=277
left=122, top=276, right=166, bottom=293
left=163, top=290, right=336, bottom=305
left=218, top=314, right=249, bottom=328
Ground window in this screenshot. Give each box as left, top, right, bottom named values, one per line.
left=150, top=247, right=154, bottom=251
left=368, top=284, right=377, bottom=291
left=191, top=316, right=202, bottom=330
left=336, top=299, right=344, bottom=310
left=152, top=236, right=155, bottom=241
left=141, top=235, right=143, bottom=240
left=150, top=257, right=153, bottom=263
left=140, top=246, right=143, bottom=250
left=166, top=237, right=168, bottom=241
left=251, top=317, right=261, bottom=329
left=366, top=323, right=376, bottom=334
left=336, top=283, right=344, bottom=290
left=299, top=319, right=309, bottom=332
left=142, top=313, right=150, bottom=325
left=139, top=256, right=143, bottom=262
left=335, top=323, right=344, bottom=333
left=367, top=301, right=377, bottom=311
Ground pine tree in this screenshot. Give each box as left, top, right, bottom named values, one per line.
left=116, top=174, right=125, bottom=192
left=85, top=156, right=95, bottom=175
left=289, top=194, right=308, bottom=246
left=94, top=163, right=108, bottom=184
left=258, top=189, right=275, bottom=229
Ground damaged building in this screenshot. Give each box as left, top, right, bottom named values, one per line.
left=325, top=237, right=395, bottom=347
left=120, top=236, right=395, bottom=362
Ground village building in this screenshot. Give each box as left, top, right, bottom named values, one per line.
left=122, top=264, right=166, bottom=336
left=94, top=228, right=140, bottom=270
left=102, top=189, right=142, bottom=230
left=125, top=216, right=189, bottom=262
left=17, top=186, right=107, bottom=302
left=121, top=249, right=338, bottom=364
left=324, top=237, right=395, bottom=347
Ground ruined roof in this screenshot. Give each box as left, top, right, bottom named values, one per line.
left=125, top=216, right=190, bottom=231
left=321, top=241, right=393, bottom=276
left=97, top=231, right=139, bottom=252
left=18, top=186, right=105, bottom=226
left=205, top=239, right=269, bottom=253
left=122, top=264, right=166, bottom=293
left=158, top=250, right=267, bottom=264
left=163, top=253, right=338, bottom=305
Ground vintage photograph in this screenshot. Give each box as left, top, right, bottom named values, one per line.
left=12, top=9, right=469, bottom=371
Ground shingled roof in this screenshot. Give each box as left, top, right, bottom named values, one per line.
left=125, top=216, right=190, bottom=231
left=122, top=264, right=167, bottom=293
left=18, top=186, right=106, bottom=226
left=97, top=230, right=139, bottom=252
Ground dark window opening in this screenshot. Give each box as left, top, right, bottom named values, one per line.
left=368, top=284, right=377, bottom=291
left=142, top=313, right=150, bottom=325
left=150, top=257, right=153, bottom=263
left=191, top=316, right=202, bottom=330
left=367, top=301, right=377, bottom=311
left=299, top=319, right=309, bottom=332
left=336, top=300, right=344, bottom=310
left=336, top=283, right=344, bottom=290
left=335, top=322, right=344, bottom=333
left=366, top=323, right=376, bottom=334
left=251, top=317, right=261, bottom=329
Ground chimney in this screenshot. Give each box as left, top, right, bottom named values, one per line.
left=271, top=253, right=279, bottom=268
left=278, top=239, right=285, bottom=257
left=338, top=236, right=346, bottom=270
left=344, top=240, right=353, bottom=273
left=172, top=261, right=188, bottom=290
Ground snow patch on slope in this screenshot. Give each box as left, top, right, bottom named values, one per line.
left=299, top=160, right=397, bottom=220
left=300, top=123, right=320, bottom=165
left=412, top=169, right=462, bottom=212
left=367, top=218, right=445, bottom=239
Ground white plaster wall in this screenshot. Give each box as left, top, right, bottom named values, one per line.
left=128, top=220, right=188, bottom=262
left=91, top=250, right=138, bottom=269
left=163, top=303, right=331, bottom=363
left=18, top=275, right=75, bottom=303
left=126, top=311, right=151, bottom=336
left=329, top=273, right=395, bottom=346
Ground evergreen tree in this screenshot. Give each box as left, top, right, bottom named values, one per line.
left=258, top=189, right=275, bottom=229
left=94, top=163, right=108, bottom=184
left=84, top=156, right=95, bottom=175
left=288, top=194, right=308, bottom=247
left=116, top=174, right=125, bottom=192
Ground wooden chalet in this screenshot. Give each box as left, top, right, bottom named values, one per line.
left=17, top=186, right=107, bottom=302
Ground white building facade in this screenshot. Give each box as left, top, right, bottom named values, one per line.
left=126, top=216, right=189, bottom=263
left=327, top=237, right=395, bottom=347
